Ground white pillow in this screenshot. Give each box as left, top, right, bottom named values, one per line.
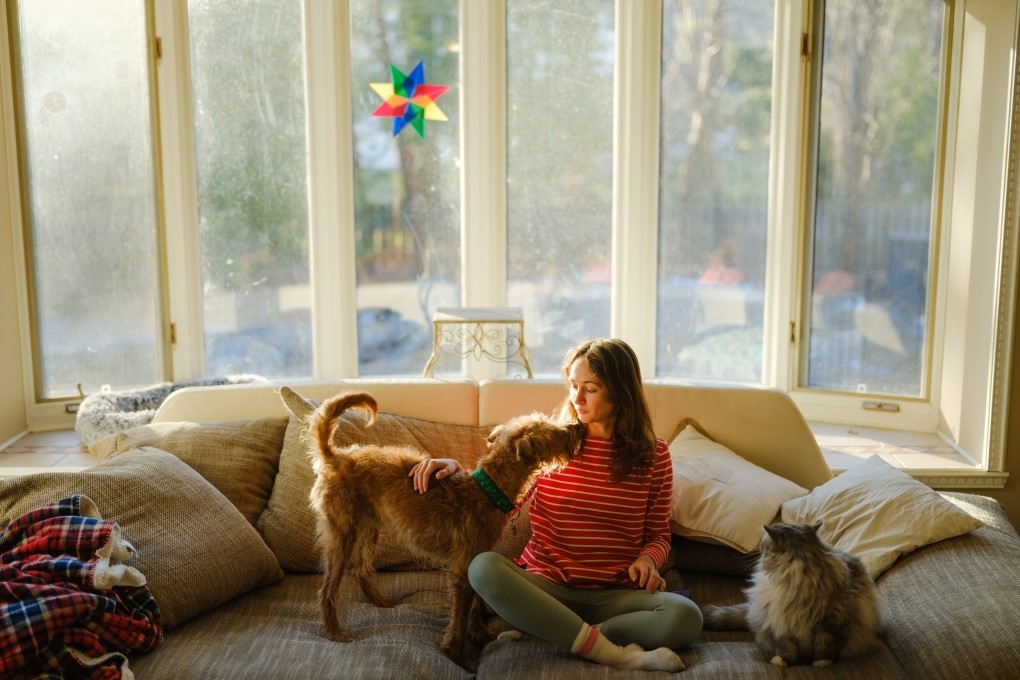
left=669, top=423, right=808, bottom=553
left=781, top=455, right=983, bottom=579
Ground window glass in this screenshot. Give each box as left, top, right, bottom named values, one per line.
left=657, top=0, right=774, bottom=381
left=188, top=0, right=311, bottom=378
left=506, top=0, right=615, bottom=372
left=349, top=0, right=460, bottom=375
left=14, top=0, right=163, bottom=398
left=806, top=0, right=944, bottom=396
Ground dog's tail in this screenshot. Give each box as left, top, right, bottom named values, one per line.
left=308, top=392, right=378, bottom=463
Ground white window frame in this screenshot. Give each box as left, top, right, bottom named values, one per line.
left=4, top=0, right=1017, bottom=489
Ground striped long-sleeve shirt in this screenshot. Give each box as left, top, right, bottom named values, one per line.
left=518, top=435, right=673, bottom=588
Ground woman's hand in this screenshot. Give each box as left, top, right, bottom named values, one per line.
left=409, top=458, right=464, bottom=494
left=628, top=554, right=666, bottom=593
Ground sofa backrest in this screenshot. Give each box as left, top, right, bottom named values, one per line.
left=478, top=379, right=832, bottom=490
left=153, top=379, right=480, bottom=425
left=154, top=377, right=832, bottom=490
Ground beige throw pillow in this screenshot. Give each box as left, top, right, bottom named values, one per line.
left=259, top=389, right=492, bottom=572
left=669, top=422, right=808, bottom=553
left=0, top=447, right=284, bottom=629
left=90, top=418, right=287, bottom=526
left=781, top=454, right=984, bottom=578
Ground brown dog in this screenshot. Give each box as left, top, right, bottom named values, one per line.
left=304, top=390, right=581, bottom=671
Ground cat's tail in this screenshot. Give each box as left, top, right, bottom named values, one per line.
left=702, top=602, right=750, bottom=630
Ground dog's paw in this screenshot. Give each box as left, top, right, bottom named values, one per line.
left=442, top=641, right=481, bottom=672
left=813, top=659, right=834, bottom=668
left=770, top=655, right=788, bottom=667
left=366, top=594, right=399, bottom=608
left=322, top=626, right=354, bottom=643
left=497, top=629, right=538, bottom=642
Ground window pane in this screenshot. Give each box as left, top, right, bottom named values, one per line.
left=806, top=0, right=944, bottom=396
left=350, top=0, right=460, bottom=375
left=507, top=0, right=615, bottom=373
left=15, top=0, right=163, bottom=398
left=657, top=0, right=773, bottom=381
left=188, top=0, right=311, bottom=378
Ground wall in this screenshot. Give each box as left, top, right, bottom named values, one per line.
left=987, top=286, right=1020, bottom=529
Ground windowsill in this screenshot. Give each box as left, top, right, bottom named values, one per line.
left=809, top=421, right=1008, bottom=489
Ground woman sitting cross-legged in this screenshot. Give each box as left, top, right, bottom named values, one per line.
left=410, top=337, right=702, bottom=672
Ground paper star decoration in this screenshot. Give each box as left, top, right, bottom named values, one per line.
left=370, top=61, right=449, bottom=138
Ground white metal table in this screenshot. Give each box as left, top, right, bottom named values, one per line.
left=422, top=307, right=533, bottom=378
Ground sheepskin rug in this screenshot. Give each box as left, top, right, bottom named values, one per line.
left=75, top=375, right=264, bottom=447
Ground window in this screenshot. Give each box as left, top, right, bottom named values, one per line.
left=506, top=0, right=615, bottom=373
left=657, top=0, right=774, bottom=381
left=10, top=0, right=164, bottom=399
left=187, top=0, right=311, bottom=378
left=6, top=0, right=1017, bottom=486
left=803, top=0, right=944, bottom=398
left=349, top=0, right=460, bottom=375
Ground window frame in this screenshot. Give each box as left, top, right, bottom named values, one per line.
left=3, top=0, right=170, bottom=410
left=3, top=0, right=1016, bottom=488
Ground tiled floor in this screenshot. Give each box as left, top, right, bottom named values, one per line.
left=0, top=423, right=978, bottom=474
left=0, top=430, right=95, bottom=472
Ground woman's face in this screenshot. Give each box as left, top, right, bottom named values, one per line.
left=568, top=357, right=615, bottom=438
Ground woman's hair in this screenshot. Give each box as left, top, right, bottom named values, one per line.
left=557, top=338, right=657, bottom=481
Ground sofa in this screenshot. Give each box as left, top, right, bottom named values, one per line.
left=2, top=377, right=1019, bottom=679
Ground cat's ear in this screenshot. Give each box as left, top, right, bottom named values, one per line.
left=810, top=521, right=823, bottom=533
left=763, top=524, right=778, bottom=539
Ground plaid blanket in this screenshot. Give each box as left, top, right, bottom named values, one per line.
left=0, top=495, right=162, bottom=679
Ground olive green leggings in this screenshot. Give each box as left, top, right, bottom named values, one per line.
left=468, top=551, right=703, bottom=651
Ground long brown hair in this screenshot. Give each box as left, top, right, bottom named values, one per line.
left=556, top=338, right=656, bottom=481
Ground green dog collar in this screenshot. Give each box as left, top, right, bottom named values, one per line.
left=471, top=468, right=517, bottom=515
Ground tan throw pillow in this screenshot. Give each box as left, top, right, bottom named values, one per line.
left=89, top=418, right=287, bottom=526
left=781, top=454, right=984, bottom=578
left=669, top=422, right=808, bottom=553
left=259, top=389, right=491, bottom=572
left=0, top=447, right=284, bottom=629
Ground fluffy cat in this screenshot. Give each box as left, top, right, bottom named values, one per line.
left=702, top=522, right=882, bottom=667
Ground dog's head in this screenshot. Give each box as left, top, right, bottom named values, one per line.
left=486, top=412, right=580, bottom=471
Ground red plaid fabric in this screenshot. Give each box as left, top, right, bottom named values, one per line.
left=0, top=495, right=162, bottom=679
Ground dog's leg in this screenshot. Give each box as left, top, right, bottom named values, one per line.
left=318, top=518, right=356, bottom=642
left=351, top=524, right=398, bottom=608
left=441, top=556, right=482, bottom=671
left=467, top=591, right=495, bottom=645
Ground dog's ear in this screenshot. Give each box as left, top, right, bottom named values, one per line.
left=514, top=434, right=536, bottom=464
left=486, top=424, right=502, bottom=444
left=279, top=385, right=317, bottom=419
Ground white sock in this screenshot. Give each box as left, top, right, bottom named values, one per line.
left=569, top=623, right=685, bottom=672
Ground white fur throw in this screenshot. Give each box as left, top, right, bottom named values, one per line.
left=75, top=375, right=263, bottom=447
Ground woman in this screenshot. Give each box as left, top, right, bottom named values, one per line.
left=410, top=338, right=702, bottom=671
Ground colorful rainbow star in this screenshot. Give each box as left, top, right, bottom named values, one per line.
left=370, top=61, right=449, bottom=138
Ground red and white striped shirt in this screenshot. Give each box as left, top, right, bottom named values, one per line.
left=518, top=435, right=673, bottom=588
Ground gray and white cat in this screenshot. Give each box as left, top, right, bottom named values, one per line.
left=702, top=522, right=882, bottom=667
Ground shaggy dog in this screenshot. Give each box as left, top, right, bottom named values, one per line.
left=301, top=389, right=581, bottom=671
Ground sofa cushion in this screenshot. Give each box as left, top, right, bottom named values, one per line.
left=874, top=493, right=1020, bottom=679
left=782, top=455, right=984, bottom=578
left=672, top=535, right=757, bottom=578
left=668, top=420, right=808, bottom=552
left=128, top=572, right=475, bottom=680
left=89, top=417, right=287, bottom=526
left=260, top=389, right=492, bottom=572
left=0, top=447, right=284, bottom=629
